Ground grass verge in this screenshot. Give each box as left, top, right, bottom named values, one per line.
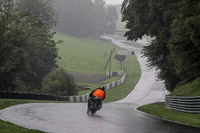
left=137, top=102, right=200, bottom=127
left=104, top=55, right=141, bottom=102
left=170, top=77, right=200, bottom=97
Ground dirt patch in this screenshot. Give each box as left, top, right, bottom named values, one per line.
left=67, top=71, right=109, bottom=84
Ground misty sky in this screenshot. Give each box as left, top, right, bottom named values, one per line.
left=104, top=0, right=124, bottom=5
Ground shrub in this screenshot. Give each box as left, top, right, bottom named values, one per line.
left=42, top=69, right=77, bottom=96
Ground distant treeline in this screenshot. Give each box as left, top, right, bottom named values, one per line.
left=53, top=0, right=118, bottom=37
left=122, top=0, right=200, bottom=91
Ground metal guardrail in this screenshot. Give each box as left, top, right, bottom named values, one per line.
left=165, top=95, right=200, bottom=113
left=0, top=73, right=126, bottom=102
left=0, top=91, right=70, bottom=101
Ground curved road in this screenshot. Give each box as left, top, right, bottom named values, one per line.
left=0, top=37, right=200, bottom=133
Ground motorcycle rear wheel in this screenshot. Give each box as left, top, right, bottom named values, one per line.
left=91, top=109, right=96, bottom=114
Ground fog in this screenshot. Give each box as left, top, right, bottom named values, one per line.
left=52, top=0, right=119, bottom=37
left=104, top=0, right=124, bottom=5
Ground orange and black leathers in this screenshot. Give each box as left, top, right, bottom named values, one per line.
left=89, top=88, right=106, bottom=100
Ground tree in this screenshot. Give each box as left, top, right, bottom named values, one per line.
left=52, top=0, right=118, bottom=37
left=122, top=0, right=200, bottom=91
left=104, top=5, right=118, bottom=34
left=42, top=69, right=77, bottom=96
left=16, top=0, right=58, bottom=28
left=121, top=0, right=180, bottom=91
left=0, top=0, right=36, bottom=91
left=168, top=0, right=200, bottom=83
left=92, top=0, right=106, bottom=36
left=0, top=0, right=58, bottom=92
left=15, top=0, right=59, bottom=92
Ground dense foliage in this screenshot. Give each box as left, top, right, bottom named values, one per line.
left=53, top=0, right=118, bottom=37
left=122, top=0, right=200, bottom=91
left=42, top=69, right=77, bottom=96
left=0, top=0, right=58, bottom=92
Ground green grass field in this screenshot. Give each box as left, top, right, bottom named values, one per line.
left=138, top=102, right=200, bottom=127
left=54, top=32, right=121, bottom=74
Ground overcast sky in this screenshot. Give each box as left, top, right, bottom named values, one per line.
left=104, top=0, right=124, bottom=5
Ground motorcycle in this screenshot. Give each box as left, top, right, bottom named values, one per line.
left=87, top=96, right=102, bottom=114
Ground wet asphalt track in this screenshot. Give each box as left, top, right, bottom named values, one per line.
left=0, top=37, right=200, bottom=133
left=1, top=103, right=200, bottom=133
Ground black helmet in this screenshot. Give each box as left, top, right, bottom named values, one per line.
left=100, top=86, right=105, bottom=91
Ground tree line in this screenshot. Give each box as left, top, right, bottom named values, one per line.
left=0, top=0, right=77, bottom=96
left=122, top=0, right=200, bottom=91
left=53, top=0, right=118, bottom=37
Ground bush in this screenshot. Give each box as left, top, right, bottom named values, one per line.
left=42, top=69, right=77, bottom=96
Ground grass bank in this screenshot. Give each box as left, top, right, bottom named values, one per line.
left=104, top=55, right=141, bottom=102
left=54, top=32, right=121, bottom=74
left=137, top=102, right=200, bottom=127
left=170, top=77, right=200, bottom=97
left=138, top=77, right=200, bottom=127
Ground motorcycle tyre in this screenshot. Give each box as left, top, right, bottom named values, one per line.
left=91, top=109, right=96, bottom=114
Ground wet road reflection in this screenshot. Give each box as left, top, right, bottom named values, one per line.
left=1, top=103, right=200, bottom=133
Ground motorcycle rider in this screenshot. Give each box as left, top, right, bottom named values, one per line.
left=87, top=87, right=106, bottom=113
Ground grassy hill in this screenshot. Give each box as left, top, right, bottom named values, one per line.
left=170, top=77, right=200, bottom=97
left=54, top=32, right=121, bottom=74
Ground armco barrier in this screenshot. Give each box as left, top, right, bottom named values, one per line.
left=0, top=91, right=68, bottom=101
left=103, top=73, right=125, bottom=90
left=165, top=95, right=200, bottom=113
left=0, top=73, right=126, bottom=102
left=106, top=61, right=125, bottom=76
left=69, top=73, right=126, bottom=102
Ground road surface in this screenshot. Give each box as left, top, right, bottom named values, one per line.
left=0, top=37, right=200, bottom=133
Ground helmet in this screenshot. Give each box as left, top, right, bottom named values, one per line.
left=100, top=86, right=105, bottom=91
